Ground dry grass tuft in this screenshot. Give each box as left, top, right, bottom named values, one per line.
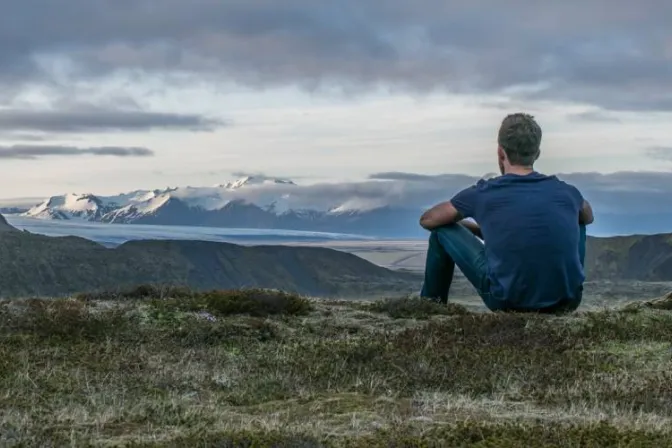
left=621, top=291, right=672, bottom=312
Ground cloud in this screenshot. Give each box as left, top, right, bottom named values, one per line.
left=645, top=146, right=672, bottom=161
left=368, top=172, right=482, bottom=182
left=229, top=171, right=290, bottom=181
left=188, top=170, right=672, bottom=218
left=229, top=171, right=313, bottom=181
left=0, top=1, right=670, bottom=111
left=565, top=111, right=622, bottom=123
left=0, top=108, right=224, bottom=133
left=0, top=145, right=154, bottom=159
left=0, top=133, right=49, bottom=142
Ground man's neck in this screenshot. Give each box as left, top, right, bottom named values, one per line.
left=505, top=165, right=535, bottom=176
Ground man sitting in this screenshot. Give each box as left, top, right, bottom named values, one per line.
left=419, top=113, right=594, bottom=313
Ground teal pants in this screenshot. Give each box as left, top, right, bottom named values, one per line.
left=420, top=224, right=586, bottom=312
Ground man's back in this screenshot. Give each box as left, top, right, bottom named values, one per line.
left=452, top=172, right=585, bottom=309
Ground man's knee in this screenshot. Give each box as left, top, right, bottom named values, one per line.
left=428, top=224, right=470, bottom=243
left=428, top=226, right=452, bottom=247
left=429, top=224, right=463, bottom=236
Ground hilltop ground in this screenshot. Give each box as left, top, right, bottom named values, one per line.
left=1, top=287, right=672, bottom=447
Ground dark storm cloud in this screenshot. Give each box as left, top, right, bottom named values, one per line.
left=0, top=145, right=154, bottom=159
left=0, top=108, right=223, bottom=133
left=0, top=1, right=670, bottom=111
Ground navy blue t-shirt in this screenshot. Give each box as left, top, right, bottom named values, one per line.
left=451, top=172, right=585, bottom=309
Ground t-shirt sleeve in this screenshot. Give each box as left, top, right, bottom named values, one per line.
left=566, top=184, right=585, bottom=209
left=450, top=183, right=480, bottom=218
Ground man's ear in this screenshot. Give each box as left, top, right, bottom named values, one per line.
left=497, top=146, right=507, bottom=162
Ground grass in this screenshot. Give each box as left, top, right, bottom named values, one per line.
left=1, top=289, right=672, bottom=446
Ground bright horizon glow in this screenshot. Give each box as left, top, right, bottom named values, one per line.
left=1, top=86, right=671, bottom=199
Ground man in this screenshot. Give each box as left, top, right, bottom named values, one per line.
left=419, top=113, right=593, bottom=313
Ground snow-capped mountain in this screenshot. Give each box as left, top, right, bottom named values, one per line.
left=20, top=176, right=428, bottom=237
left=25, top=193, right=118, bottom=221
left=215, top=176, right=296, bottom=189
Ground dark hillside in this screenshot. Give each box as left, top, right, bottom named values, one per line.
left=586, top=233, right=672, bottom=281
left=0, top=216, right=418, bottom=298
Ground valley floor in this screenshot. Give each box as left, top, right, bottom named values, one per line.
left=1, top=289, right=672, bottom=446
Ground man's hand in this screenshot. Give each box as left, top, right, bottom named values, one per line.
left=579, top=200, right=594, bottom=225
left=459, top=219, right=483, bottom=239
left=419, top=201, right=462, bottom=230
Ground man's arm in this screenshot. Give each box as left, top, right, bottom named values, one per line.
left=419, top=203, right=483, bottom=238
left=421, top=184, right=480, bottom=231
left=419, top=201, right=462, bottom=230
left=579, top=200, right=594, bottom=225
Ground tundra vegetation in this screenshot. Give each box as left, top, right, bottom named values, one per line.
left=1, top=286, right=671, bottom=447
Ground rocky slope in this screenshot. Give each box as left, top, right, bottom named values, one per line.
left=585, top=233, right=672, bottom=281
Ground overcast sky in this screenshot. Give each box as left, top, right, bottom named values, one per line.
left=0, top=1, right=671, bottom=203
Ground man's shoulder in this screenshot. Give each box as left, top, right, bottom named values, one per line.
left=547, top=176, right=583, bottom=197
left=463, top=173, right=580, bottom=193
left=478, top=173, right=583, bottom=198
left=472, top=175, right=504, bottom=189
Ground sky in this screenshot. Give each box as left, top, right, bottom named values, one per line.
left=0, top=1, right=671, bottom=212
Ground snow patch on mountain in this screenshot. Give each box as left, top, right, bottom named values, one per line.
left=25, top=193, right=113, bottom=220
left=102, top=193, right=173, bottom=223
left=169, top=177, right=300, bottom=213
left=328, top=197, right=388, bottom=214
left=105, top=190, right=161, bottom=206
left=169, top=187, right=232, bottom=211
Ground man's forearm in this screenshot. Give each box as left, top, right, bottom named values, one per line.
left=579, top=200, right=594, bottom=225
left=419, top=201, right=462, bottom=230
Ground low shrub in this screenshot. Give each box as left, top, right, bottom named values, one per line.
left=76, top=284, right=314, bottom=317
left=75, top=284, right=196, bottom=301
left=0, top=298, right=131, bottom=342
left=147, top=288, right=314, bottom=317
left=366, top=297, right=469, bottom=319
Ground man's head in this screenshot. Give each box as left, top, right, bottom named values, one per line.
left=497, top=113, right=542, bottom=174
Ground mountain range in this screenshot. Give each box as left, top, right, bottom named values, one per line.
left=13, top=175, right=672, bottom=238
left=18, top=176, right=424, bottom=237
left=0, top=214, right=418, bottom=299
